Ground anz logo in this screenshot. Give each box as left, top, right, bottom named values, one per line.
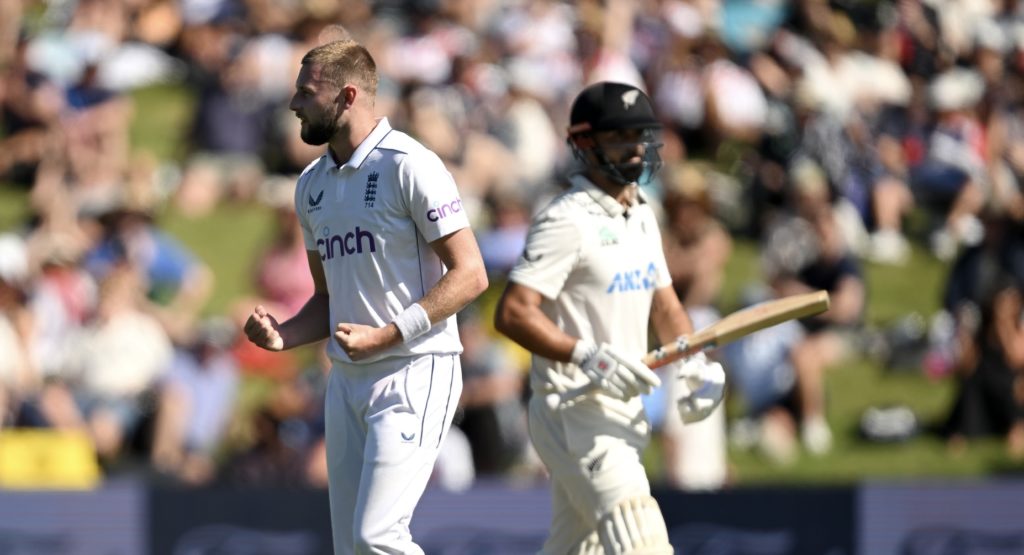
left=606, top=262, right=659, bottom=293
left=308, top=190, right=324, bottom=213
left=317, top=226, right=377, bottom=261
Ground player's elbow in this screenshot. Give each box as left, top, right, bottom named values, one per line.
left=494, top=305, right=513, bottom=338
left=449, top=259, right=488, bottom=310
left=468, top=264, right=489, bottom=299
left=494, top=297, right=524, bottom=339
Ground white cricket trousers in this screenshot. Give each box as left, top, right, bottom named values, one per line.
left=528, top=392, right=653, bottom=554
left=325, top=353, right=462, bottom=555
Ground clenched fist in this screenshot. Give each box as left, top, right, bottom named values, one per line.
left=244, top=305, right=284, bottom=351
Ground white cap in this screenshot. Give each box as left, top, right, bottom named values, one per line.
left=929, top=68, right=985, bottom=111
left=0, top=234, right=29, bottom=285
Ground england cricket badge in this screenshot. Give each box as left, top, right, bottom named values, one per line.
left=364, top=171, right=379, bottom=208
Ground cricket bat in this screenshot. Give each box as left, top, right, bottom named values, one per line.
left=553, top=290, right=831, bottom=407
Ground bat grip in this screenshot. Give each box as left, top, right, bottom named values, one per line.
left=645, top=336, right=691, bottom=370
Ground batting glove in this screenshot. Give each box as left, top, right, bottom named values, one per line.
left=572, top=340, right=662, bottom=399
left=672, top=352, right=726, bottom=424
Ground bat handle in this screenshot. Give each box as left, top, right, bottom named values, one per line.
left=645, top=336, right=691, bottom=370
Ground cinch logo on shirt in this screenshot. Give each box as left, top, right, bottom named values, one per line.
left=426, top=199, right=463, bottom=222
left=606, top=262, right=659, bottom=293
left=317, top=226, right=377, bottom=260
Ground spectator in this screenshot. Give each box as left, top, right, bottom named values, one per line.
left=221, top=370, right=325, bottom=488
left=151, top=316, right=240, bottom=485
left=26, top=230, right=98, bottom=378
left=62, top=60, right=133, bottom=200
left=0, top=36, right=65, bottom=187
left=723, top=302, right=807, bottom=465
left=55, top=262, right=174, bottom=463
left=0, top=234, right=37, bottom=428
left=899, top=69, right=988, bottom=260
left=944, top=278, right=1024, bottom=460
left=943, top=212, right=1024, bottom=320
left=175, top=22, right=269, bottom=217
left=661, top=162, right=732, bottom=310
left=783, top=193, right=864, bottom=455
left=793, top=76, right=914, bottom=265
left=83, top=189, right=214, bottom=343
left=476, top=188, right=531, bottom=277
left=735, top=163, right=867, bottom=458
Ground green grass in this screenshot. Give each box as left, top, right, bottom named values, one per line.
left=0, top=184, right=30, bottom=232
left=863, top=246, right=948, bottom=324
left=129, top=84, right=196, bottom=161
left=157, top=202, right=276, bottom=315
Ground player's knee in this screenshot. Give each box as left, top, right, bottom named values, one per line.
left=597, top=496, right=673, bottom=555
left=352, top=528, right=389, bottom=555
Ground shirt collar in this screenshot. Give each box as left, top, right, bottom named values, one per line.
left=569, top=174, right=643, bottom=218
left=331, top=117, right=392, bottom=169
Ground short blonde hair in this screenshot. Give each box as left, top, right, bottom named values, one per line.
left=302, top=40, right=378, bottom=97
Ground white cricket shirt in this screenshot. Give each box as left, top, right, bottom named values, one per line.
left=508, top=174, right=672, bottom=392
left=295, top=118, right=469, bottom=364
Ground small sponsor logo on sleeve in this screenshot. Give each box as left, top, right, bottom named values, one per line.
left=426, top=199, right=463, bottom=222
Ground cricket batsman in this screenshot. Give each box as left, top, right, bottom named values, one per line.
left=495, top=81, right=726, bottom=554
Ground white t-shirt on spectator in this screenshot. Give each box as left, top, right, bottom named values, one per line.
left=69, top=311, right=173, bottom=398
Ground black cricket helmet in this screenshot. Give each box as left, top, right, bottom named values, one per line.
left=567, top=81, right=663, bottom=185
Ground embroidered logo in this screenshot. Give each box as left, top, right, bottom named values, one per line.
left=364, top=171, right=379, bottom=208
left=308, top=190, right=324, bottom=213
left=622, top=90, right=640, bottom=110
left=599, top=227, right=618, bottom=246
left=401, top=431, right=416, bottom=443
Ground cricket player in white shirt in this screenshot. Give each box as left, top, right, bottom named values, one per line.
left=495, top=82, right=726, bottom=554
left=243, top=39, right=488, bottom=555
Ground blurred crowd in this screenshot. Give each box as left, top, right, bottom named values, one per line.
left=2, top=0, right=1024, bottom=491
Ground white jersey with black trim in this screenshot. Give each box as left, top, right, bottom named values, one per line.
left=508, top=174, right=672, bottom=393
left=295, top=118, right=469, bottom=364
